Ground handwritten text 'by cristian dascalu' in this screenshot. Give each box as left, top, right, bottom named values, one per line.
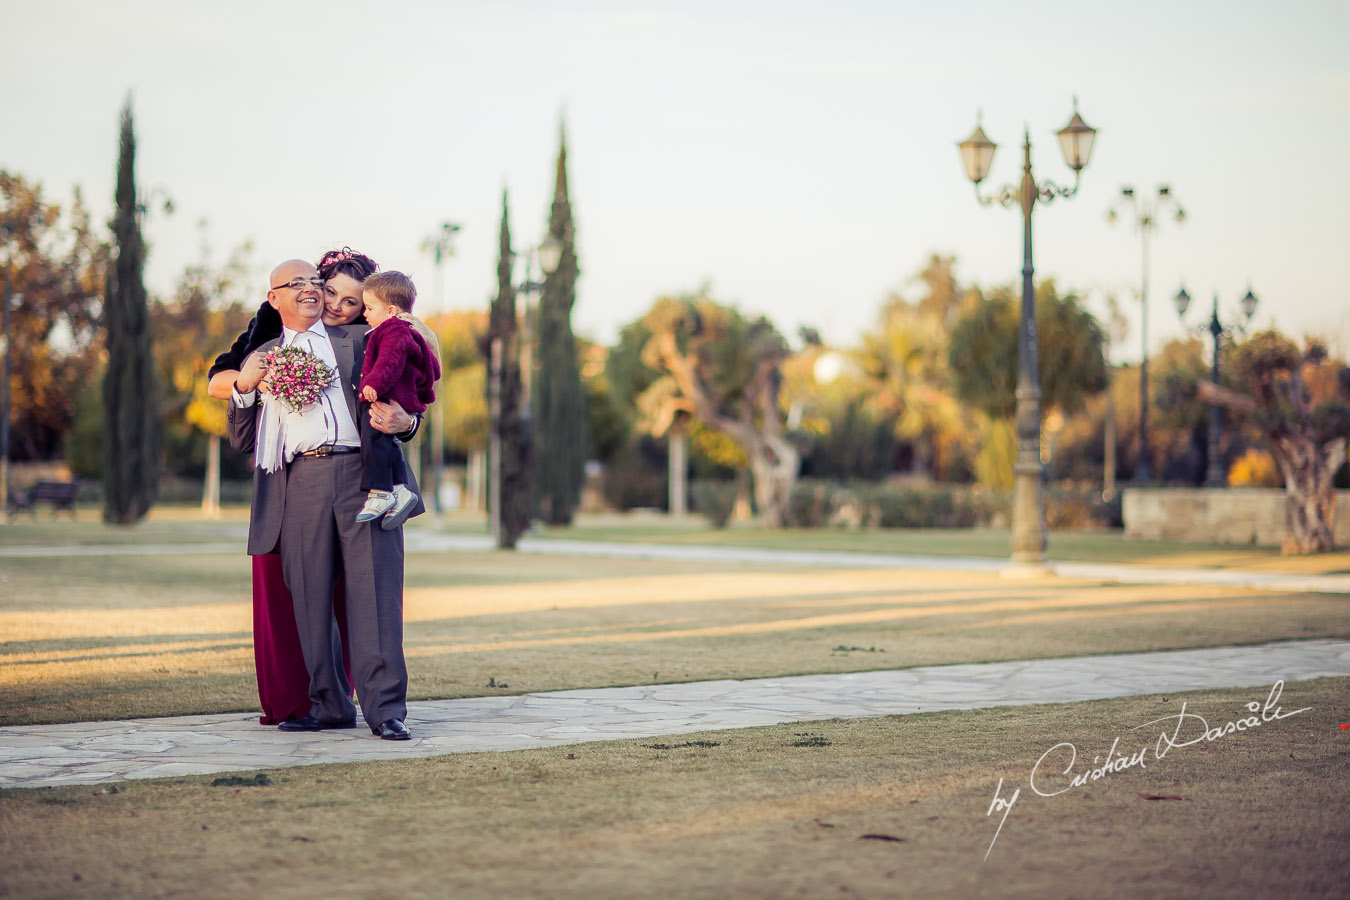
left=983, top=681, right=1311, bottom=860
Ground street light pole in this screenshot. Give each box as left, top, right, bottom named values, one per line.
left=958, top=101, right=1098, bottom=566
left=516, top=248, right=547, bottom=414
left=1108, top=186, right=1184, bottom=482
left=1205, top=296, right=1224, bottom=488
left=1173, top=286, right=1258, bottom=487
left=423, top=222, right=461, bottom=514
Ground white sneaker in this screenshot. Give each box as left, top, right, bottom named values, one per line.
left=356, top=490, right=396, bottom=523
left=381, top=484, right=419, bottom=531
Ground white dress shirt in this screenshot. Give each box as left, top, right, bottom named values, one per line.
left=233, top=321, right=361, bottom=470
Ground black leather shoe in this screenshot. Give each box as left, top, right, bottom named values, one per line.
left=373, top=718, right=411, bottom=740
left=278, top=716, right=358, bottom=732
left=278, top=716, right=323, bottom=732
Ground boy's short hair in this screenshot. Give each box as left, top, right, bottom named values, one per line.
left=363, top=271, right=417, bottom=313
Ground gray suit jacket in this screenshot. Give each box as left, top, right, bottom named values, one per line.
left=227, top=323, right=425, bottom=555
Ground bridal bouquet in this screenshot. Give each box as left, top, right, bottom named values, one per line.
left=260, top=345, right=337, bottom=412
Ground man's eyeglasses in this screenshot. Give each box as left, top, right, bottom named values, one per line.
left=269, top=277, right=324, bottom=292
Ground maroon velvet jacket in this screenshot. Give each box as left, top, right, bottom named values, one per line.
left=358, top=318, right=440, bottom=414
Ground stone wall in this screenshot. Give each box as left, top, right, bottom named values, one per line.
left=1122, top=487, right=1350, bottom=545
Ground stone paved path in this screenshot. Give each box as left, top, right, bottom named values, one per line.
left=3, top=639, right=1346, bottom=790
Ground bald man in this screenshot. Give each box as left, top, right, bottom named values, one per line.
left=228, top=259, right=422, bottom=740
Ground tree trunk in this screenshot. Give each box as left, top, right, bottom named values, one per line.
left=466, top=448, right=486, bottom=512
left=750, top=455, right=789, bottom=527
left=746, top=433, right=799, bottom=528
left=668, top=425, right=687, bottom=516
left=1274, top=436, right=1343, bottom=554
left=201, top=435, right=220, bottom=518
left=1199, top=378, right=1342, bottom=555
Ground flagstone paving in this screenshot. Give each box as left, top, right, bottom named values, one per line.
left=2, top=639, right=1345, bottom=790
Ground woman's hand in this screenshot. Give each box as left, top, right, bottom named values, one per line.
left=369, top=399, right=414, bottom=434
left=236, top=352, right=269, bottom=394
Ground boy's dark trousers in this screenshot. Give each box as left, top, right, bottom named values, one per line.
left=358, top=401, right=410, bottom=493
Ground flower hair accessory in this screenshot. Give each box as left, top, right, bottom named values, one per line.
left=317, top=247, right=355, bottom=268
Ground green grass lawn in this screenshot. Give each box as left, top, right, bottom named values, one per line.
left=4, top=523, right=1348, bottom=725
left=3, top=678, right=1346, bottom=899
left=13, top=504, right=1349, bottom=575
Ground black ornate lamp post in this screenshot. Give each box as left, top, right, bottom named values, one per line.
left=523, top=235, right=563, bottom=411
left=1173, top=286, right=1258, bottom=487
left=1107, top=186, right=1184, bottom=483
left=1107, top=186, right=1182, bottom=485
left=958, top=101, right=1098, bottom=565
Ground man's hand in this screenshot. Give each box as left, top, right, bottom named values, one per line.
left=236, top=352, right=269, bottom=394
left=369, top=399, right=414, bottom=434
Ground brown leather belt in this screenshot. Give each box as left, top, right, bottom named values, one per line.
left=293, top=445, right=360, bottom=459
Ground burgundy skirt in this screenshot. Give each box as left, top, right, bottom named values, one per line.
left=251, top=553, right=353, bottom=725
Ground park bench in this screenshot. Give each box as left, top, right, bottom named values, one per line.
left=7, top=480, right=80, bottom=519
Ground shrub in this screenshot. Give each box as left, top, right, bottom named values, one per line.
left=600, top=445, right=668, bottom=511
left=860, top=482, right=991, bottom=528
left=691, top=479, right=737, bottom=528
left=1228, top=448, right=1282, bottom=487
left=789, top=481, right=835, bottom=527
left=784, top=480, right=1008, bottom=529
left=1044, top=482, right=1122, bottom=529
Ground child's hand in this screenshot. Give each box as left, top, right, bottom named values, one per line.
left=361, top=385, right=378, bottom=402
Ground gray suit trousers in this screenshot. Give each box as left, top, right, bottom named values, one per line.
left=280, top=452, right=408, bottom=727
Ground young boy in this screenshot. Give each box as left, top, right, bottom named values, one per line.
left=355, top=271, right=442, bottom=527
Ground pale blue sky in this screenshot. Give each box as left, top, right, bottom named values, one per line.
left=3, top=0, right=1348, bottom=359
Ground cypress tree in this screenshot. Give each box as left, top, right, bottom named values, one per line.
left=102, top=97, right=159, bottom=523
left=534, top=122, right=586, bottom=525
left=487, top=188, right=532, bottom=548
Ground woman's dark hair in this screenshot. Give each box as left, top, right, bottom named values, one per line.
left=316, top=247, right=378, bottom=283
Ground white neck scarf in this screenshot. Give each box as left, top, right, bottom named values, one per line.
left=255, top=326, right=342, bottom=473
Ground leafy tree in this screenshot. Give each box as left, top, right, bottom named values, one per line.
left=437, top=310, right=489, bottom=371
left=1200, top=330, right=1350, bottom=554
left=849, top=257, right=982, bottom=484
left=534, top=122, right=587, bottom=525
left=444, top=364, right=488, bottom=454
left=948, top=280, right=1108, bottom=422
left=604, top=318, right=658, bottom=417
left=441, top=310, right=490, bottom=458
left=1150, top=337, right=1216, bottom=483
left=103, top=98, right=160, bottom=524
left=150, top=235, right=255, bottom=510
left=913, top=253, right=965, bottom=327
left=638, top=295, right=799, bottom=527
left=486, top=189, right=531, bottom=548
left=946, top=281, right=1107, bottom=491
left=798, top=394, right=898, bottom=481
left=777, top=346, right=896, bottom=482
left=580, top=338, right=630, bottom=465
left=858, top=291, right=972, bottom=481
left=0, top=172, right=107, bottom=461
